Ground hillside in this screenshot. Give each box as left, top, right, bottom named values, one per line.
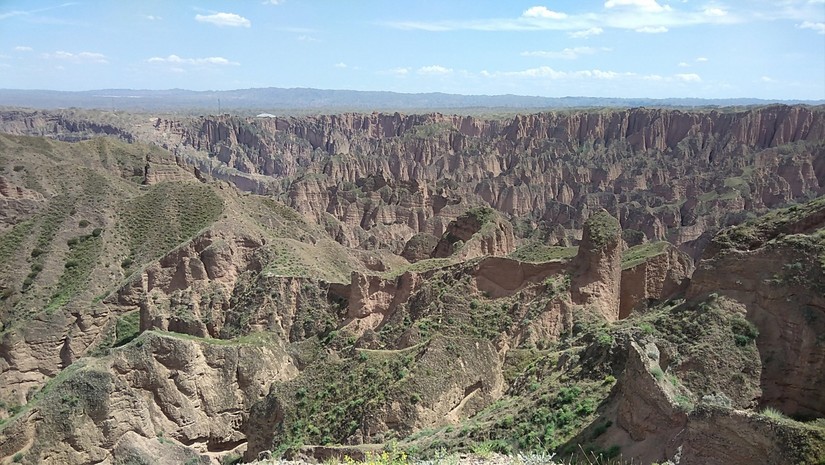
left=0, top=107, right=823, bottom=465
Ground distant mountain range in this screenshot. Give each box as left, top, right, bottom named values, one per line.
left=0, top=87, right=822, bottom=113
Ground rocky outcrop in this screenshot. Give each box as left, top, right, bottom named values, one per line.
left=0, top=176, right=44, bottom=230
left=0, top=331, right=296, bottom=464
left=617, top=341, right=687, bottom=442
left=473, top=257, right=568, bottom=299
left=168, top=106, right=825, bottom=255
left=571, top=211, right=623, bottom=321
left=109, top=230, right=266, bottom=338
left=619, top=243, right=694, bottom=318
left=673, top=406, right=825, bottom=465
left=688, top=198, right=825, bottom=419
left=612, top=337, right=824, bottom=465
left=343, top=271, right=420, bottom=336
left=2, top=107, right=823, bottom=257
left=432, top=209, right=515, bottom=260
left=244, top=336, right=504, bottom=461
left=401, top=232, right=439, bottom=262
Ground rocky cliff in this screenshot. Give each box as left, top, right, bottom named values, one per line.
left=1, top=106, right=822, bottom=257
left=1, top=110, right=824, bottom=465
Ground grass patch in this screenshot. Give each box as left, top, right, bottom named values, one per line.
left=114, top=311, right=141, bottom=347
left=622, top=241, right=669, bottom=269
left=509, top=243, right=578, bottom=263
left=118, top=182, right=224, bottom=263
left=760, top=406, right=789, bottom=421
left=0, top=220, right=34, bottom=264
left=45, top=234, right=103, bottom=313
left=584, top=211, right=620, bottom=249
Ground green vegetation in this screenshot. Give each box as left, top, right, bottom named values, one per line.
left=379, top=257, right=455, bottom=280
left=268, top=347, right=418, bottom=457
left=713, top=196, right=825, bottom=252
left=760, top=406, right=789, bottom=421
left=730, top=316, right=759, bottom=347
left=119, top=182, right=224, bottom=263
left=0, top=220, right=33, bottom=264
left=543, top=273, right=571, bottom=299
left=45, top=233, right=103, bottom=312
left=583, top=211, right=620, bottom=249
left=114, top=311, right=141, bottom=347
left=464, top=206, right=495, bottom=226
left=622, top=241, right=669, bottom=269
left=509, top=243, right=578, bottom=263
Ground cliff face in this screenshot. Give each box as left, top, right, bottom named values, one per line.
left=688, top=197, right=825, bottom=419
left=167, top=106, right=825, bottom=255
left=0, top=332, right=296, bottom=464
left=1, top=107, right=822, bottom=257
left=1, top=109, right=825, bottom=465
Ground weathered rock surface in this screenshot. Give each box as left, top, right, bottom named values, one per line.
left=619, top=243, right=694, bottom=318
left=0, top=176, right=45, bottom=231
left=432, top=210, right=515, bottom=260
left=571, top=211, right=623, bottom=321
left=3, top=106, right=822, bottom=256
left=688, top=198, right=825, bottom=418
left=0, top=331, right=296, bottom=464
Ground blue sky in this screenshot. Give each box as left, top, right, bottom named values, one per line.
left=1, top=0, right=824, bottom=99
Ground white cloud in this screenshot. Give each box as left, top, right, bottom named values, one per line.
left=761, top=76, right=774, bottom=82
left=798, top=21, right=825, bottom=34
left=143, top=15, right=162, bottom=21
left=522, top=6, right=567, bottom=19
left=43, top=51, right=107, bottom=63
left=297, top=35, right=320, bottom=42
left=263, top=0, right=283, bottom=4
left=418, top=65, right=453, bottom=75
left=521, top=46, right=606, bottom=59
left=703, top=7, right=727, bottom=16
left=678, top=61, right=690, bottom=67
left=147, top=54, right=239, bottom=66
left=696, top=56, right=709, bottom=62
left=675, top=73, right=702, bottom=82
left=195, top=12, right=251, bottom=28
left=604, top=0, right=670, bottom=13
left=386, top=67, right=410, bottom=76
left=386, top=1, right=740, bottom=33
left=334, top=62, right=347, bottom=68
left=14, top=46, right=32, bottom=52
left=569, top=27, right=604, bottom=38
left=485, top=66, right=635, bottom=80
left=481, top=66, right=705, bottom=85
left=635, top=26, right=669, bottom=33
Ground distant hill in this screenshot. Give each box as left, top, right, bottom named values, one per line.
left=0, top=87, right=822, bottom=113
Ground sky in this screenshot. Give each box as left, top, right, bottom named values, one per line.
left=0, top=0, right=824, bottom=99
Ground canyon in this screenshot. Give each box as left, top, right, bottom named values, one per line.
left=0, top=105, right=822, bottom=464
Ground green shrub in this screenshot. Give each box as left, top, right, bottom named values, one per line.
left=78, top=220, right=90, bottom=228
left=12, top=452, right=23, bottom=463
left=760, top=406, right=788, bottom=420
left=731, top=317, right=759, bottom=346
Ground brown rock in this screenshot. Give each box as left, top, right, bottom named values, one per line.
left=619, top=243, right=694, bottom=319
left=571, top=210, right=623, bottom=321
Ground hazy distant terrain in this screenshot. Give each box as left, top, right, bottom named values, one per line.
left=1, top=87, right=822, bottom=113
